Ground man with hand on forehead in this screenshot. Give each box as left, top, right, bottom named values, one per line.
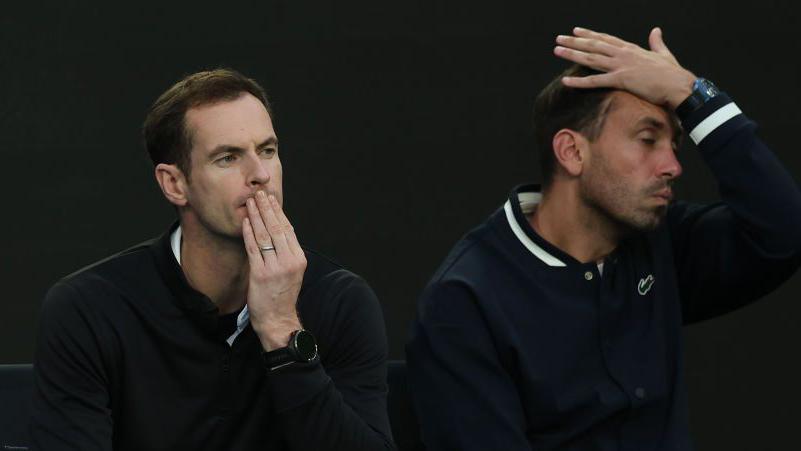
left=31, top=69, right=395, bottom=450
left=408, top=27, right=801, bottom=450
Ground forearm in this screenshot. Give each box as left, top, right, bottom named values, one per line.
left=269, top=360, right=394, bottom=450
left=688, top=93, right=801, bottom=254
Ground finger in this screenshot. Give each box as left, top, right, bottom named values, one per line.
left=648, top=27, right=679, bottom=64
left=247, top=197, right=278, bottom=267
left=555, top=35, right=619, bottom=57
left=258, top=192, right=292, bottom=258
left=553, top=46, right=614, bottom=72
left=242, top=218, right=266, bottom=269
left=561, top=72, right=619, bottom=90
left=648, top=27, right=670, bottom=55
left=270, top=195, right=303, bottom=257
left=572, top=27, right=631, bottom=49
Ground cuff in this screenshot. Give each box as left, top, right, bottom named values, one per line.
left=680, top=93, right=748, bottom=146
left=267, top=357, right=331, bottom=413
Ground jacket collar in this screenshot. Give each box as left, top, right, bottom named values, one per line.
left=150, top=221, right=219, bottom=335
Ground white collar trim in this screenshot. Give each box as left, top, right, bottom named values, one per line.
left=503, top=192, right=566, bottom=267
left=169, top=225, right=250, bottom=346
left=170, top=225, right=182, bottom=265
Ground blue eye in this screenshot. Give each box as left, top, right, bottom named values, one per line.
left=216, top=154, right=237, bottom=166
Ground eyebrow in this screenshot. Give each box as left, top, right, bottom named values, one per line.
left=634, top=116, right=682, bottom=145
left=634, top=116, right=666, bottom=130
left=208, top=137, right=279, bottom=159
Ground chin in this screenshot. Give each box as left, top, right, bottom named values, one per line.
left=630, top=208, right=667, bottom=231
left=206, top=218, right=245, bottom=243
left=219, top=228, right=245, bottom=245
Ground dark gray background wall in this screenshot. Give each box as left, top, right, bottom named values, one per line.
left=3, top=1, right=800, bottom=448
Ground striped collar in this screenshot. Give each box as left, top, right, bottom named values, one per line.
left=503, top=186, right=614, bottom=274
left=503, top=186, right=567, bottom=267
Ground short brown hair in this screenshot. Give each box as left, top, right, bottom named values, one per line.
left=532, top=65, right=613, bottom=188
left=143, top=68, right=272, bottom=178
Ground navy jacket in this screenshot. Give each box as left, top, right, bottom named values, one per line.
left=407, top=94, right=801, bottom=450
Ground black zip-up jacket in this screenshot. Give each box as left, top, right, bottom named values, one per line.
left=31, top=224, right=395, bottom=450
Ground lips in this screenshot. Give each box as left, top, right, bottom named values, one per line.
left=653, top=188, right=673, bottom=202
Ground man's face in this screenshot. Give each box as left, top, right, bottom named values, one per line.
left=182, top=93, right=282, bottom=240
left=579, top=91, right=682, bottom=232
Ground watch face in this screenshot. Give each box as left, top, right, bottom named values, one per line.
left=704, top=84, right=719, bottom=97
left=294, top=330, right=318, bottom=362
left=696, top=78, right=719, bottom=101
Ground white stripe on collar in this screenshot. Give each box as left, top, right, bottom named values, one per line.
left=503, top=193, right=566, bottom=267
left=170, top=225, right=182, bottom=265
left=169, top=226, right=250, bottom=346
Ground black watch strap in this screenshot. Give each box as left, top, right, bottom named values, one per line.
left=676, top=78, right=720, bottom=122
left=263, top=346, right=294, bottom=371
left=262, top=329, right=318, bottom=371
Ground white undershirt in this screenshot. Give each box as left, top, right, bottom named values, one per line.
left=170, top=226, right=250, bottom=346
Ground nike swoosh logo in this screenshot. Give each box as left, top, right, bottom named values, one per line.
left=638, top=275, right=655, bottom=295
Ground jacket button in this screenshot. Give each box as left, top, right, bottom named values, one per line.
left=584, top=271, right=593, bottom=281
left=635, top=387, right=646, bottom=399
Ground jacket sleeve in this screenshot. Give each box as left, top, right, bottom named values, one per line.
left=406, top=280, right=534, bottom=451
left=29, top=281, right=115, bottom=450
left=267, top=274, right=395, bottom=451
left=667, top=93, right=801, bottom=324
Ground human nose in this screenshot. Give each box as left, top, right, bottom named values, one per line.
left=245, top=153, right=270, bottom=187
left=660, top=147, right=682, bottom=180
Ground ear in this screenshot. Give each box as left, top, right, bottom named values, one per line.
left=154, top=163, right=189, bottom=207
left=552, top=129, right=587, bottom=178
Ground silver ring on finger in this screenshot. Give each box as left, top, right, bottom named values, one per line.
left=258, top=244, right=276, bottom=253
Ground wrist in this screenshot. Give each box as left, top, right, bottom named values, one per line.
left=262, top=329, right=319, bottom=372
left=253, top=316, right=302, bottom=351
left=666, top=69, right=697, bottom=109
left=674, top=77, right=722, bottom=122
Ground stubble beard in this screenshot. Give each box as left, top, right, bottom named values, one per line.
left=191, top=205, right=247, bottom=249
left=580, top=159, right=668, bottom=235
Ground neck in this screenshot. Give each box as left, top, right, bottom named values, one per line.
left=179, top=215, right=249, bottom=314
left=530, top=182, right=622, bottom=264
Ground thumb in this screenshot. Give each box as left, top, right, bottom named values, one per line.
left=649, top=27, right=669, bottom=54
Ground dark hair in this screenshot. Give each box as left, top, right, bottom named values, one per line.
left=532, top=65, right=614, bottom=188
left=143, top=68, right=272, bottom=178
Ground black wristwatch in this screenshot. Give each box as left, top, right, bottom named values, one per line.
left=262, top=329, right=318, bottom=371
left=675, top=78, right=720, bottom=121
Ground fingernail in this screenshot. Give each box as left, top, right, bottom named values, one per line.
left=269, top=194, right=277, bottom=204
left=574, top=26, right=585, bottom=32
left=257, top=190, right=266, bottom=198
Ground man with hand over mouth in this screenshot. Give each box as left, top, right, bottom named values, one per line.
left=31, top=69, right=395, bottom=451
